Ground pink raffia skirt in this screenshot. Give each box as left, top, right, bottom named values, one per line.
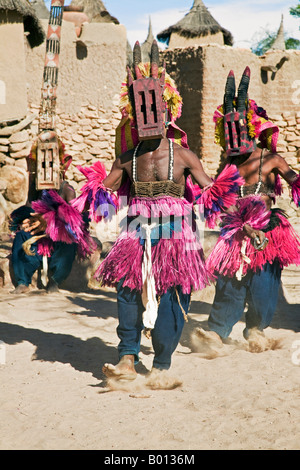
left=95, top=196, right=213, bottom=296
left=207, top=208, right=300, bottom=278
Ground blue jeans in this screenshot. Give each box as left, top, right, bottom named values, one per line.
left=12, top=230, right=77, bottom=286
left=208, top=262, right=282, bottom=339
left=116, top=281, right=190, bottom=370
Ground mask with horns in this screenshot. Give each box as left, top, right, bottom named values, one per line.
left=127, top=40, right=166, bottom=140
left=222, top=66, right=256, bottom=157
left=213, top=67, right=279, bottom=157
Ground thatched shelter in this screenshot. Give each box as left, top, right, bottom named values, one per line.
left=141, top=17, right=157, bottom=62
left=157, top=0, right=233, bottom=48
left=269, top=14, right=286, bottom=51
left=69, top=0, right=119, bottom=24
left=0, top=0, right=45, bottom=48
left=30, top=0, right=49, bottom=20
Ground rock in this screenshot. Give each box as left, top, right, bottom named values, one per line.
left=70, top=142, right=87, bottom=152
left=0, top=152, right=7, bottom=164
left=1, top=166, right=28, bottom=204
left=89, top=146, right=103, bottom=155
left=78, top=118, right=91, bottom=126
left=0, top=114, right=37, bottom=136
left=9, top=141, right=28, bottom=152
left=14, top=158, right=28, bottom=171
left=72, top=133, right=84, bottom=143
left=9, top=144, right=31, bottom=159
left=9, top=130, right=29, bottom=143
left=0, top=178, right=7, bottom=191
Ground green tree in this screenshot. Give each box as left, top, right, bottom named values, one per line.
left=290, top=4, right=300, bottom=20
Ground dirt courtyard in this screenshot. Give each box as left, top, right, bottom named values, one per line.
left=0, top=261, right=299, bottom=451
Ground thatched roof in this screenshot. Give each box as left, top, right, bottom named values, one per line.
left=0, top=0, right=45, bottom=47
left=157, top=0, right=233, bottom=46
left=269, top=14, right=286, bottom=50
left=141, top=17, right=156, bottom=62
left=69, top=0, right=119, bottom=24
left=30, top=0, right=49, bottom=20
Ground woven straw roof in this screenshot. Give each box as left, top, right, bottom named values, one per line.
left=30, top=0, right=49, bottom=19
left=269, top=14, right=286, bottom=50
left=70, top=0, right=119, bottom=24
left=0, top=0, right=45, bottom=47
left=141, top=17, right=156, bottom=62
left=157, top=0, right=233, bottom=46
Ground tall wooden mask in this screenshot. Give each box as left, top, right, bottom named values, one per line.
left=127, top=40, right=166, bottom=140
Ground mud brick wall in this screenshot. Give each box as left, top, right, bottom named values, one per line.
left=162, top=45, right=300, bottom=178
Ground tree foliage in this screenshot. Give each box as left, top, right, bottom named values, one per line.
left=290, top=4, right=300, bottom=19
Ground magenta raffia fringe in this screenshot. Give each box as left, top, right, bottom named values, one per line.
left=32, top=190, right=96, bottom=259
left=195, top=164, right=244, bottom=228
left=207, top=211, right=300, bottom=278
left=291, top=174, right=300, bottom=207
left=95, top=196, right=214, bottom=295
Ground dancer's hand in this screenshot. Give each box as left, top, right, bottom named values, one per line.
left=243, top=224, right=268, bottom=250
left=21, top=213, right=47, bottom=235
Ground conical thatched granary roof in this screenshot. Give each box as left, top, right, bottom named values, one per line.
left=157, top=0, right=233, bottom=46
left=0, top=0, right=45, bottom=47
left=269, top=14, right=286, bottom=51
left=69, top=0, right=119, bottom=24
left=141, top=17, right=157, bottom=62
left=30, top=0, right=49, bottom=20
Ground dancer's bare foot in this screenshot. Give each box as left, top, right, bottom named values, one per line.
left=192, top=327, right=224, bottom=358
left=47, top=278, right=59, bottom=293
left=146, top=368, right=182, bottom=390
left=245, top=328, right=282, bottom=353
left=102, top=355, right=137, bottom=381
left=10, top=284, right=30, bottom=295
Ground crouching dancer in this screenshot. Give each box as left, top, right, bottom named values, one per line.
left=72, top=41, right=244, bottom=387
left=9, top=132, right=96, bottom=294
left=195, top=67, right=300, bottom=354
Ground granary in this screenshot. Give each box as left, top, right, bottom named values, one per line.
left=141, top=17, right=157, bottom=62
left=30, top=0, right=49, bottom=19
left=157, top=0, right=233, bottom=48
left=68, top=0, right=119, bottom=24
left=0, top=0, right=45, bottom=123
left=269, top=14, right=286, bottom=51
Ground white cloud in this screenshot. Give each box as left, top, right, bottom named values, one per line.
left=127, top=9, right=184, bottom=47
left=210, top=1, right=300, bottom=48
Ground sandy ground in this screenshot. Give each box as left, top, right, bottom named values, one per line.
left=0, top=259, right=299, bottom=451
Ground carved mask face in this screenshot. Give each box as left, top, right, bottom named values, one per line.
left=127, top=40, right=166, bottom=140
left=223, top=67, right=256, bottom=157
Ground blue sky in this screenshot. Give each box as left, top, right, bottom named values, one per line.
left=45, top=0, right=300, bottom=49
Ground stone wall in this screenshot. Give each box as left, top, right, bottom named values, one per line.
left=0, top=100, right=122, bottom=228
left=1, top=41, right=300, bottom=230
left=162, top=45, right=300, bottom=177
left=32, top=98, right=122, bottom=192
left=0, top=19, right=127, bottom=229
